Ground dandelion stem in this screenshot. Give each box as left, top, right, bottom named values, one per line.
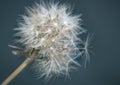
left=1, top=58, right=31, bottom=85
left=1, top=55, right=35, bottom=85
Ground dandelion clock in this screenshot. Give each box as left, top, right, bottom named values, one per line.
left=1, top=1, right=90, bottom=85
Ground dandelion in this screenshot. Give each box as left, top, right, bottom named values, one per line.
left=1, top=1, right=90, bottom=85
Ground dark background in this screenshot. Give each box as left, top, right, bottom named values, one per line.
left=0, top=0, right=120, bottom=85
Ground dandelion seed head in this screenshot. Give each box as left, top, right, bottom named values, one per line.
left=14, top=1, right=90, bottom=80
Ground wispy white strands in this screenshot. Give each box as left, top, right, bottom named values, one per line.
left=14, top=2, right=89, bottom=80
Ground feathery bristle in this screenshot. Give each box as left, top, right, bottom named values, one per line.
left=14, top=1, right=89, bottom=80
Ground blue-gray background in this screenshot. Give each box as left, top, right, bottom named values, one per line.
left=0, top=0, right=120, bottom=85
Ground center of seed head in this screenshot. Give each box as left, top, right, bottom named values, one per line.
left=53, top=22, right=58, bottom=27
left=50, top=47, right=54, bottom=50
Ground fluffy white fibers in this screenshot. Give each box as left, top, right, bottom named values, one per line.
left=14, top=1, right=89, bottom=80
